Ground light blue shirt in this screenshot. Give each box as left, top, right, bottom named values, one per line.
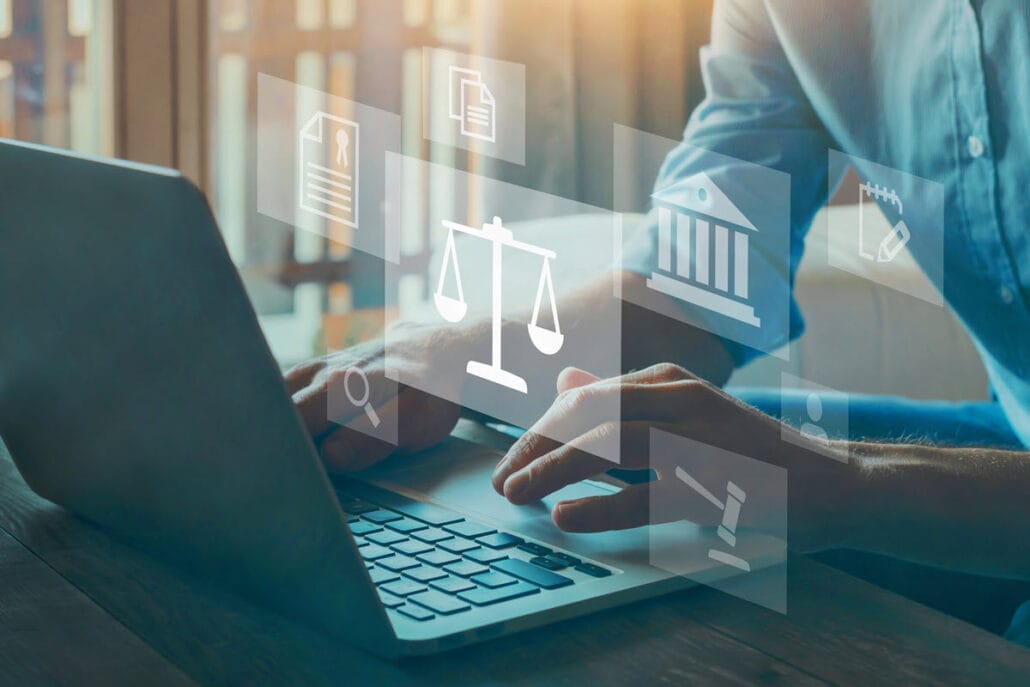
left=630, top=0, right=1030, bottom=447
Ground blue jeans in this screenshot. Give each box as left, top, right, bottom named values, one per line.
left=733, top=388, right=1030, bottom=645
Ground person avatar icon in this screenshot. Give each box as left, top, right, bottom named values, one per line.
left=800, top=392, right=829, bottom=442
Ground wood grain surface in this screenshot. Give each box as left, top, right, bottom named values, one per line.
left=0, top=525, right=195, bottom=686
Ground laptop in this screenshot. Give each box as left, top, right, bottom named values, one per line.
left=0, top=139, right=772, bottom=658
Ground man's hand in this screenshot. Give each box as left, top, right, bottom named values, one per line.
left=491, top=363, right=864, bottom=552
left=285, top=323, right=465, bottom=473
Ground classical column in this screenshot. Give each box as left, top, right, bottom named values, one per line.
left=676, top=212, right=692, bottom=280
left=657, top=206, right=672, bottom=272
left=714, top=224, right=730, bottom=292
left=734, top=231, right=750, bottom=299
left=694, top=218, right=710, bottom=285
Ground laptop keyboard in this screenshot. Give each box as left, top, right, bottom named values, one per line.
left=335, top=488, right=614, bottom=623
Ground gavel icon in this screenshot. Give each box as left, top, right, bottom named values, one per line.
left=675, top=467, right=751, bottom=572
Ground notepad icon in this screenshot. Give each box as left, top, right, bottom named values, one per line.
left=299, top=111, right=359, bottom=228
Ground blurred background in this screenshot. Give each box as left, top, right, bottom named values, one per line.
left=0, top=0, right=988, bottom=400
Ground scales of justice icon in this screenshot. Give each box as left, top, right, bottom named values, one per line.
left=434, top=216, right=564, bottom=394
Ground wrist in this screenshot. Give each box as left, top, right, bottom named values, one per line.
left=383, top=317, right=479, bottom=384
left=773, top=424, right=879, bottom=552
left=836, top=443, right=897, bottom=551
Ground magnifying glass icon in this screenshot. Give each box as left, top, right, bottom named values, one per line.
left=343, top=368, right=381, bottom=428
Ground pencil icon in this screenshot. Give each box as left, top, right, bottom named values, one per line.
left=858, top=181, right=910, bottom=264
left=877, top=220, right=911, bottom=263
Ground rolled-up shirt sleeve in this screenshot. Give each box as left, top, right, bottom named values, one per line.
left=623, top=0, right=837, bottom=367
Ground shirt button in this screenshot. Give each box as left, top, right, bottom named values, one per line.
left=999, top=286, right=1015, bottom=304
left=967, top=135, right=985, bottom=158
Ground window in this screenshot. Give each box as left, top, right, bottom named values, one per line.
left=206, top=0, right=471, bottom=363
left=3, top=0, right=473, bottom=366
left=0, top=0, right=114, bottom=155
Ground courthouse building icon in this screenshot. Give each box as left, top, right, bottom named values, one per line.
left=647, top=172, right=761, bottom=328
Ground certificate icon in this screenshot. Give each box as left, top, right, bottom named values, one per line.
left=299, top=111, right=359, bottom=228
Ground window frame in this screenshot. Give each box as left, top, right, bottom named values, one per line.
left=114, top=1, right=470, bottom=365
left=113, top=0, right=207, bottom=187
left=115, top=0, right=329, bottom=364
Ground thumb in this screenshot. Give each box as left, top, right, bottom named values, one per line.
left=556, top=366, right=601, bottom=394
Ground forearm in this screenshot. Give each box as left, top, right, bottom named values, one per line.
left=848, top=442, right=1030, bottom=579
left=558, top=271, right=734, bottom=385
left=463, top=270, right=735, bottom=388
left=617, top=272, right=735, bottom=385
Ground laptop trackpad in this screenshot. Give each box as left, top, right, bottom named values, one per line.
left=360, top=437, right=655, bottom=565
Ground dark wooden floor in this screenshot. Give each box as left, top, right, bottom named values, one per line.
left=1, top=444, right=1029, bottom=686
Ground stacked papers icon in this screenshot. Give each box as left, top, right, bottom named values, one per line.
left=448, top=66, right=496, bottom=143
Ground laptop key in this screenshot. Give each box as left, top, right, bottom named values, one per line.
left=531, top=556, right=568, bottom=571
left=366, top=530, right=407, bottom=546
left=443, top=560, right=490, bottom=578
left=337, top=496, right=378, bottom=515
left=378, top=590, right=405, bottom=608
left=458, top=582, right=540, bottom=607
left=370, top=493, right=465, bottom=527
left=517, top=542, right=552, bottom=556
left=404, top=565, right=448, bottom=584
left=360, top=544, right=394, bottom=561
left=411, top=528, right=453, bottom=544
left=575, top=563, right=612, bottom=578
left=550, top=552, right=582, bottom=567
left=396, top=604, right=435, bottom=621
left=493, top=558, right=574, bottom=590
left=392, top=540, right=433, bottom=557
left=408, top=590, right=471, bottom=615
left=363, top=509, right=403, bottom=524
left=477, top=532, right=524, bottom=549
left=430, top=576, right=476, bottom=594
left=385, top=518, right=428, bottom=534
left=380, top=579, right=427, bottom=597
left=416, top=550, right=462, bottom=567
left=444, top=521, right=497, bottom=539
left=465, top=548, right=507, bottom=565
left=368, top=566, right=400, bottom=585
left=438, top=538, right=478, bottom=554
left=377, top=555, right=420, bottom=572
left=349, top=520, right=383, bottom=536
left=470, top=571, right=518, bottom=589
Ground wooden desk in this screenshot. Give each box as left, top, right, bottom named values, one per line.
left=1, top=446, right=1028, bottom=687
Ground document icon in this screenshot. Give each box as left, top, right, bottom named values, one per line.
left=298, top=111, right=359, bottom=228
left=448, top=66, right=496, bottom=143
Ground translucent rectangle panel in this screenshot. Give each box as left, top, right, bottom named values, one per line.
left=384, top=153, right=624, bottom=464
left=422, top=47, right=526, bottom=166
left=826, top=149, right=944, bottom=307
left=256, top=73, right=402, bottom=262
left=614, top=124, right=792, bottom=359
left=649, top=429, right=787, bottom=614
